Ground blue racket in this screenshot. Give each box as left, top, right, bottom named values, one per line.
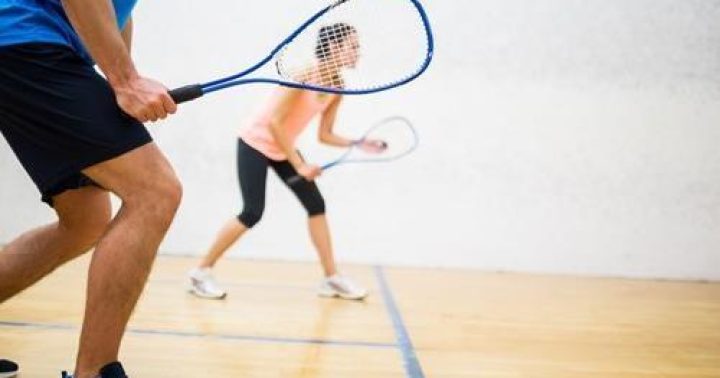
left=168, top=0, right=434, bottom=103
left=287, top=116, right=418, bottom=185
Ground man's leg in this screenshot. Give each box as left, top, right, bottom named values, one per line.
left=0, top=186, right=111, bottom=302
left=73, top=143, right=182, bottom=378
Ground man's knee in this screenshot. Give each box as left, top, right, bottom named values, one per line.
left=85, top=143, right=182, bottom=225
left=55, top=187, right=112, bottom=253
left=140, top=173, right=183, bottom=225
left=157, top=174, right=183, bottom=211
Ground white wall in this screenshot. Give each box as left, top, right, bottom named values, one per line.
left=2, top=0, right=720, bottom=280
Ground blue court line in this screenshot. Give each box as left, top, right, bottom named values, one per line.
left=374, top=266, right=425, bottom=378
left=0, top=320, right=396, bottom=349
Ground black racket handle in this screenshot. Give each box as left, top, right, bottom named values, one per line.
left=287, top=175, right=303, bottom=185
left=168, top=84, right=204, bottom=104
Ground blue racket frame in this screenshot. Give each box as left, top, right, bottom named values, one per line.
left=287, top=116, right=419, bottom=185
left=169, top=0, right=434, bottom=103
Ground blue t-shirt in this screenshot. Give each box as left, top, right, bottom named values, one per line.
left=0, top=0, right=138, bottom=63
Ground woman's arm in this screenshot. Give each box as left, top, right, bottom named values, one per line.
left=268, top=88, right=323, bottom=180
left=268, top=88, right=309, bottom=169
left=318, top=95, right=387, bottom=154
left=318, top=96, right=355, bottom=147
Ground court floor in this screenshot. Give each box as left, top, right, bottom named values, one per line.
left=1, top=255, right=719, bottom=377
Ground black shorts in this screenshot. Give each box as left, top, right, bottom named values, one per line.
left=0, top=43, right=152, bottom=206
left=235, top=138, right=325, bottom=228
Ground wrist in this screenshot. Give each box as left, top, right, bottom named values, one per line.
left=290, top=158, right=305, bottom=171
left=106, top=65, right=140, bottom=91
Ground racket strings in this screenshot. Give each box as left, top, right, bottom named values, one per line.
left=275, top=0, right=430, bottom=92
left=348, top=118, right=418, bottom=162
left=314, top=23, right=356, bottom=88
left=276, top=23, right=356, bottom=89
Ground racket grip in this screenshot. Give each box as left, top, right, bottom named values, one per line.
left=287, top=175, right=303, bottom=185
left=168, top=84, right=204, bottom=104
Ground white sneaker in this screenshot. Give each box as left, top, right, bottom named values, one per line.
left=188, top=267, right=227, bottom=299
left=318, top=274, right=368, bottom=300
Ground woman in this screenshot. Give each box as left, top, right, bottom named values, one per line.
left=188, top=23, right=383, bottom=300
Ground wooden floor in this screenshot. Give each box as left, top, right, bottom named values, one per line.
left=1, top=255, right=719, bottom=377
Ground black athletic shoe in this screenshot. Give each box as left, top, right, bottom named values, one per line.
left=0, top=359, right=18, bottom=378
left=61, top=361, right=128, bottom=378
left=99, top=362, right=127, bottom=378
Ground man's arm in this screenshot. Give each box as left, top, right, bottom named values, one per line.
left=61, top=0, right=175, bottom=122
left=121, top=17, right=132, bottom=53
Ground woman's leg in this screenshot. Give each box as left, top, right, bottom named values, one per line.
left=189, top=139, right=270, bottom=298
left=272, top=160, right=368, bottom=299
left=271, top=159, right=336, bottom=275
left=198, top=218, right=249, bottom=269
left=307, top=214, right=337, bottom=277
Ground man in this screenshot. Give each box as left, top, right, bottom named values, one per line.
left=0, top=0, right=181, bottom=376
left=0, top=359, right=18, bottom=378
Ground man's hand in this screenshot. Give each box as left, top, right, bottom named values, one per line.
left=61, top=1, right=177, bottom=123
left=114, top=77, right=177, bottom=123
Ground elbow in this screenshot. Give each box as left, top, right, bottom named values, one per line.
left=269, top=119, right=282, bottom=133
left=318, top=131, right=333, bottom=145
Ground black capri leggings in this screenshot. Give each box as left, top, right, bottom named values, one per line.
left=236, top=138, right=325, bottom=228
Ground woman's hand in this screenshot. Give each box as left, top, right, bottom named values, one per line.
left=357, top=139, right=387, bottom=154
left=297, top=163, right=322, bottom=181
